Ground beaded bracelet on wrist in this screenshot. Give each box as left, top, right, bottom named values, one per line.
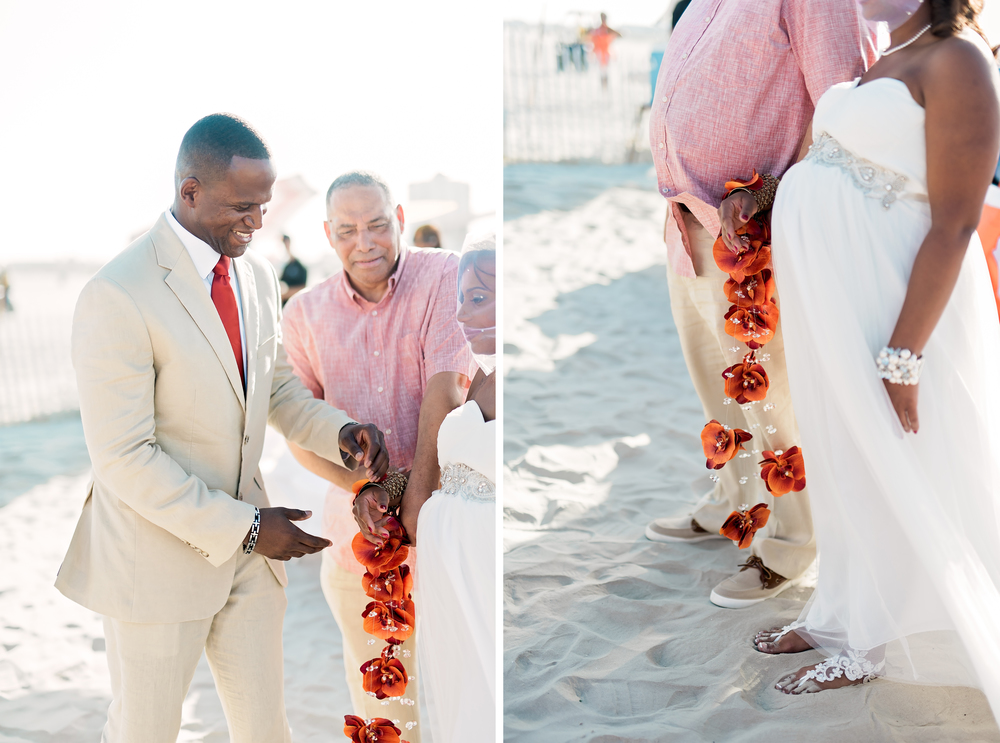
left=876, top=346, right=923, bottom=385
left=354, top=471, right=409, bottom=511
left=729, top=173, right=780, bottom=213
left=243, top=507, right=261, bottom=554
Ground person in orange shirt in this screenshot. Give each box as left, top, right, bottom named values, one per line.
left=588, top=12, right=620, bottom=90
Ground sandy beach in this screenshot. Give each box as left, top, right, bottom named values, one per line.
left=0, top=424, right=414, bottom=741
left=501, top=165, right=1000, bottom=742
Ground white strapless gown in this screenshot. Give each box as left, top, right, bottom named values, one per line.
left=416, top=400, right=496, bottom=741
left=772, top=77, right=1000, bottom=713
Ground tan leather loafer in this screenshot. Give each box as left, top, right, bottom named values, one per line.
left=709, top=556, right=799, bottom=608
left=645, top=516, right=724, bottom=543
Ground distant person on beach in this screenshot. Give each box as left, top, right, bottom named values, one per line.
left=0, top=267, right=12, bottom=312
left=413, top=223, right=442, bottom=249
left=588, top=12, right=620, bottom=90
left=280, top=171, right=475, bottom=739
left=646, top=2, right=875, bottom=608
left=57, top=114, right=388, bottom=742
left=279, top=233, right=308, bottom=306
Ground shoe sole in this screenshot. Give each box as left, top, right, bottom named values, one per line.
left=709, top=576, right=801, bottom=609
left=644, top=524, right=723, bottom=543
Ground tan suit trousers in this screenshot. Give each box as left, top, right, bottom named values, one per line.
left=101, top=550, right=290, bottom=743
left=320, top=552, right=421, bottom=743
left=667, top=209, right=816, bottom=579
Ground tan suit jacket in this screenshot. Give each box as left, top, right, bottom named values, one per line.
left=56, top=214, right=356, bottom=623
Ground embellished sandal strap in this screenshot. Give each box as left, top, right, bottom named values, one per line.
left=800, top=650, right=885, bottom=685
left=771, top=622, right=804, bottom=643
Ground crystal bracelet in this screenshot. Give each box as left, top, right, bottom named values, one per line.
left=243, top=507, right=261, bottom=554
left=876, top=346, right=923, bottom=385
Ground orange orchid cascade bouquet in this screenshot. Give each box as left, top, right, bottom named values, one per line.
left=699, top=172, right=806, bottom=550
left=343, top=478, right=416, bottom=743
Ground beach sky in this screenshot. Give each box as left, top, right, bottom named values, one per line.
left=0, top=0, right=500, bottom=265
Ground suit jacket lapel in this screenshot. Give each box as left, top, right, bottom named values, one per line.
left=152, top=216, right=247, bottom=411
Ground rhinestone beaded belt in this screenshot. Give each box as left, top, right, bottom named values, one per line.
left=806, top=132, right=909, bottom=210
left=439, top=463, right=495, bottom=503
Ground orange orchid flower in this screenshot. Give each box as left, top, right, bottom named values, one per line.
left=723, top=269, right=775, bottom=307
left=723, top=353, right=770, bottom=404
left=363, top=565, right=414, bottom=603
left=383, top=516, right=409, bottom=542
left=713, top=218, right=771, bottom=282
left=362, top=599, right=416, bottom=642
left=720, top=503, right=771, bottom=549
left=723, top=301, right=779, bottom=349
left=701, top=420, right=752, bottom=470
left=724, top=171, right=764, bottom=195
left=360, top=654, right=409, bottom=699
left=352, top=530, right=409, bottom=578
left=343, top=716, right=402, bottom=743
left=759, top=447, right=806, bottom=496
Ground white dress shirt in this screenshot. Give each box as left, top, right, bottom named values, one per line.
left=164, top=210, right=247, bottom=374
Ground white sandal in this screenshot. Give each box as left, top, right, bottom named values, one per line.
left=775, top=649, right=885, bottom=694
left=753, top=621, right=804, bottom=653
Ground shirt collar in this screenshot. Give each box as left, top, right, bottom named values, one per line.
left=164, top=209, right=226, bottom=281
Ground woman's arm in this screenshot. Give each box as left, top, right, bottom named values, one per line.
left=398, top=372, right=469, bottom=542
left=288, top=441, right=361, bottom=490
left=885, top=38, right=999, bottom=433
left=795, top=121, right=813, bottom=164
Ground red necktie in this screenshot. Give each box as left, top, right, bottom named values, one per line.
left=211, top=255, right=245, bottom=389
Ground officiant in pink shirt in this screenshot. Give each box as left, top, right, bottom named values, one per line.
left=645, top=0, right=876, bottom=608
left=281, top=171, right=474, bottom=738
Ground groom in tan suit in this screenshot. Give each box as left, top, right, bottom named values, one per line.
left=56, top=113, right=389, bottom=742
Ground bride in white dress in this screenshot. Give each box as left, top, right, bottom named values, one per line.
left=409, top=233, right=496, bottom=741
left=755, top=0, right=1000, bottom=711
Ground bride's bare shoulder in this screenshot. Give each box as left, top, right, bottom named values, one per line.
left=923, top=32, right=997, bottom=91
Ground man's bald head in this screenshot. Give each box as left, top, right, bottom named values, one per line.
left=175, top=113, right=271, bottom=187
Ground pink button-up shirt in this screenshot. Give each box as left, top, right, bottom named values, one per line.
left=650, top=0, right=876, bottom=278
left=282, top=246, right=475, bottom=573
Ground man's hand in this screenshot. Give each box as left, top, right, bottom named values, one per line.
left=249, top=507, right=332, bottom=561
left=884, top=381, right=919, bottom=434
left=353, top=485, right=392, bottom=545
left=339, top=423, right=390, bottom=481
left=717, top=191, right=758, bottom=252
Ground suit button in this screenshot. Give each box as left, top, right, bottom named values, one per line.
left=244, top=435, right=250, bottom=444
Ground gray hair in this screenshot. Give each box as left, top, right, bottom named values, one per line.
left=325, top=171, right=393, bottom=208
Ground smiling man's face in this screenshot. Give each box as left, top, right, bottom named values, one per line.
left=324, top=184, right=403, bottom=302
left=181, top=156, right=275, bottom=258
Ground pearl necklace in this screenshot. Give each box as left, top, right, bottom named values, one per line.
left=882, top=23, right=931, bottom=56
